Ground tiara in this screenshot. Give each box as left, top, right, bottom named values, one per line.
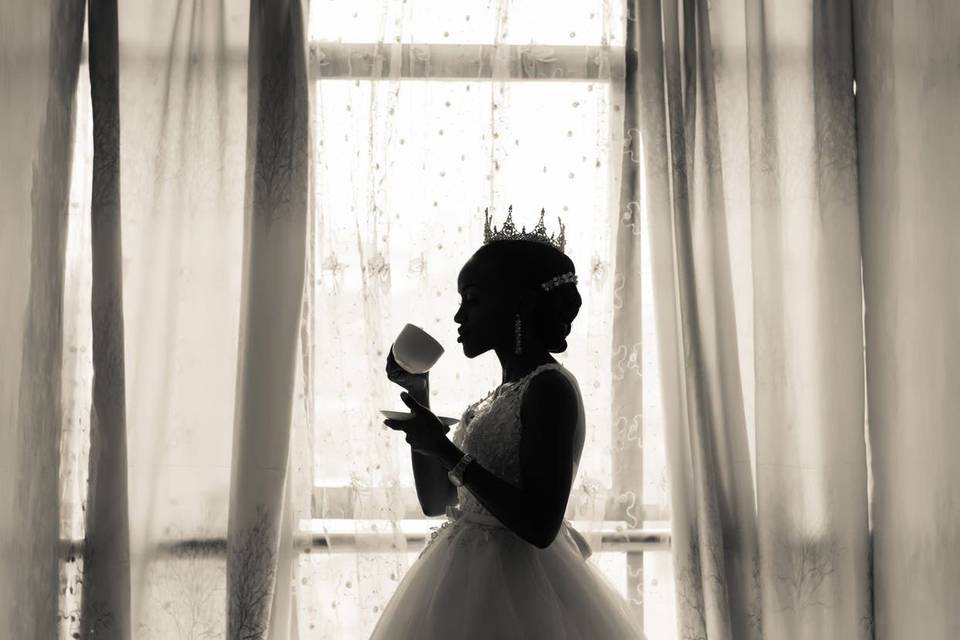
left=483, top=206, right=567, bottom=254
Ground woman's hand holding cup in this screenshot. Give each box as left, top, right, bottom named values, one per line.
left=385, top=323, right=444, bottom=397
left=385, top=348, right=429, bottom=396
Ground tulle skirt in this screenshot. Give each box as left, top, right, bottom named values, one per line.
left=369, top=506, right=645, bottom=639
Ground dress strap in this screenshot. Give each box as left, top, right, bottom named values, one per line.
left=516, top=362, right=565, bottom=386
left=497, top=362, right=565, bottom=397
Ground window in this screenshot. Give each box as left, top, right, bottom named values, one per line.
left=296, top=2, right=675, bottom=638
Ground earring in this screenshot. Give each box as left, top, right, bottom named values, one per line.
left=514, top=313, right=522, bottom=355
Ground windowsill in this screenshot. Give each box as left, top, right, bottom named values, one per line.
left=297, top=518, right=670, bottom=553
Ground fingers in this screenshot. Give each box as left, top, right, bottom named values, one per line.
left=382, top=419, right=405, bottom=431
left=399, top=391, right=425, bottom=414
left=382, top=419, right=416, bottom=448
left=382, top=417, right=419, bottom=435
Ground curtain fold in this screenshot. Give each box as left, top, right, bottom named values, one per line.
left=82, top=0, right=132, bottom=635
left=854, top=1, right=960, bottom=637
left=747, top=0, right=870, bottom=634
left=631, top=0, right=872, bottom=637
left=227, top=0, right=310, bottom=635
left=628, top=1, right=760, bottom=637
left=112, top=1, right=249, bottom=635
left=609, top=0, right=650, bottom=628
left=0, top=0, right=85, bottom=636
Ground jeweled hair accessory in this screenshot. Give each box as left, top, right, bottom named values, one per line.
left=540, top=272, right=578, bottom=292
left=483, top=205, right=567, bottom=254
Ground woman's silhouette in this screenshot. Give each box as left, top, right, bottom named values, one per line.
left=372, top=210, right=644, bottom=639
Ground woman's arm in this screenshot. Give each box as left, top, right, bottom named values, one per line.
left=385, top=349, right=457, bottom=517
left=409, top=382, right=458, bottom=516
left=435, top=370, right=578, bottom=548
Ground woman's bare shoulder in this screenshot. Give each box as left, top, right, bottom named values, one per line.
left=519, top=369, right=577, bottom=434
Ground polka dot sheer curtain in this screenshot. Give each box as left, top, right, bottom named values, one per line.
left=295, top=0, right=675, bottom=637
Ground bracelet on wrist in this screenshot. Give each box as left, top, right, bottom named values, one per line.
left=447, top=453, right=474, bottom=487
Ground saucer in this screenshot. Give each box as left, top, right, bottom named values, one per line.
left=380, top=410, right=459, bottom=426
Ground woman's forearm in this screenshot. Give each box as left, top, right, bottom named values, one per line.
left=412, top=450, right=454, bottom=516
left=408, top=383, right=456, bottom=516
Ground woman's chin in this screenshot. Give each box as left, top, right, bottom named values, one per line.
left=458, top=339, right=480, bottom=357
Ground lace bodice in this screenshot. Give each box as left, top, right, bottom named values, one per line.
left=450, top=362, right=585, bottom=519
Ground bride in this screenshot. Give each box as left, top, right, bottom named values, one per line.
left=372, top=209, right=645, bottom=639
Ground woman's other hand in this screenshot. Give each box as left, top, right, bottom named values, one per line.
left=383, top=392, right=452, bottom=458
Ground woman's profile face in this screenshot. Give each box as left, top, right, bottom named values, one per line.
left=454, top=255, right=514, bottom=358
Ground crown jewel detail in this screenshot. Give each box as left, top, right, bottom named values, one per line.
left=483, top=206, right=567, bottom=254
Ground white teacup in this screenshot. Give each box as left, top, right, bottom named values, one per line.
left=391, top=323, right=444, bottom=374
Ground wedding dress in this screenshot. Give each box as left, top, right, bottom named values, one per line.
left=369, top=362, right=645, bottom=639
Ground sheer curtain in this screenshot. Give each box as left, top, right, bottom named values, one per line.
left=631, top=0, right=871, bottom=638
left=58, top=0, right=309, bottom=636
left=0, top=0, right=85, bottom=637
left=855, top=1, right=960, bottom=637
left=228, top=0, right=309, bottom=637
left=110, top=3, right=249, bottom=636
left=291, top=1, right=676, bottom=637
